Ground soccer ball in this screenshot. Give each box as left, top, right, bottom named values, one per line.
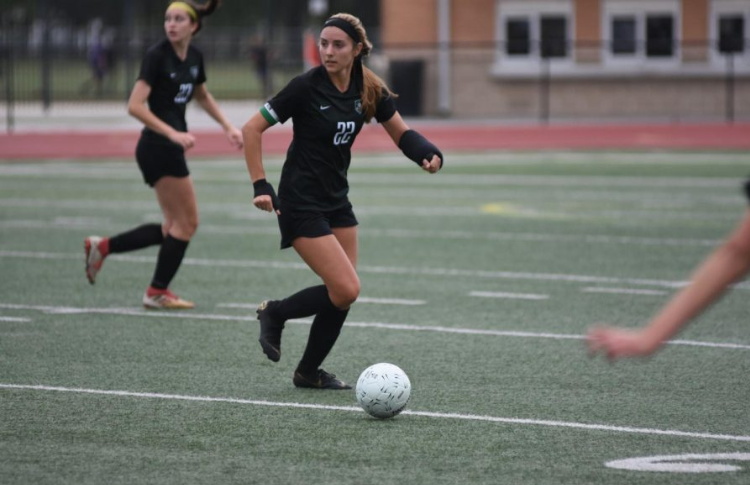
left=355, top=363, right=411, bottom=419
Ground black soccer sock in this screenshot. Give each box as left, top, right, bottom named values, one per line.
left=296, top=306, right=349, bottom=375
left=150, top=234, right=189, bottom=290
left=272, top=285, right=337, bottom=321
left=108, top=223, right=164, bottom=254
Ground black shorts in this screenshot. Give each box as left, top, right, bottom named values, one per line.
left=136, top=138, right=190, bottom=187
left=277, top=203, right=358, bottom=249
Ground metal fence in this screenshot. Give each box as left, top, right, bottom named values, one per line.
left=0, top=25, right=305, bottom=102
left=1, top=33, right=748, bottom=130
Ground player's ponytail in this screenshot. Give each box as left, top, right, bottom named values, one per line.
left=196, top=0, right=221, bottom=17
left=168, top=0, right=221, bottom=35
left=328, top=13, right=398, bottom=123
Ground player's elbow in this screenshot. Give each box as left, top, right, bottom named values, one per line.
left=241, top=120, right=254, bottom=137
left=126, top=101, right=141, bottom=119
left=242, top=119, right=262, bottom=142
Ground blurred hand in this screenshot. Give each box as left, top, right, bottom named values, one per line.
left=586, top=326, right=658, bottom=360
left=169, top=131, right=196, bottom=151
left=252, top=179, right=281, bottom=215
left=253, top=195, right=280, bottom=215
left=226, top=126, right=243, bottom=150
left=421, top=154, right=442, bottom=174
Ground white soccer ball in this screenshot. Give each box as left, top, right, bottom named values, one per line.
left=355, top=363, right=411, bottom=419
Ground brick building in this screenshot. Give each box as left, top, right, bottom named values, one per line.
left=379, top=0, right=749, bottom=120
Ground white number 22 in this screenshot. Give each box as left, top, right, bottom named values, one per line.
left=174, top=83, right=193, bottom=104
left=333, top=121, right=355, bottom=146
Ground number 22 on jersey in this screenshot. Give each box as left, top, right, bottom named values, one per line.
left=174, top=83, right=193, bottom=104
left=333, top=121, right=355, bottom=146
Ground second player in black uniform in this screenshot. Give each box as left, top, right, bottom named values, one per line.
left=242, top=13, right=443, bottom=389
left=84, top=0, right=243, bottom=309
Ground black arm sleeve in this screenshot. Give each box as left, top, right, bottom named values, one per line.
left=253, top=179, right=281, bottom=211
left=398, top=129, right=443, bottom=169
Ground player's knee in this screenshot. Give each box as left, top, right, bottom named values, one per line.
left=161, top=221, right=172, bottom=238
left=330, top=278, right=360, bottom=309
left=185, top=216, right=199, bottom=238
left=172, top=215, right=199, bottom=239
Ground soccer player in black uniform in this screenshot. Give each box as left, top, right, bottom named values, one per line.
left=84, top=0, right=243, bottom=309
left=242, top=13, right=443, bottom=390
left=588, top=179, right=750, bottom=359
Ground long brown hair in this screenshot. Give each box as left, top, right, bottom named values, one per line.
left=329, top=13, right=398, bottom=123
left=169, top=0, right=221, bottom=34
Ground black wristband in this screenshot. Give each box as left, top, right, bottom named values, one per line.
left=253, top=178, right=281, bottom=210
left=398, top=129, right=443, bottom=169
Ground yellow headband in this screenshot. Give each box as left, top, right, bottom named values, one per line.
left=167, top=2, right=198, bottom=21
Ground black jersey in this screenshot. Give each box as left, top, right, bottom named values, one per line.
left=261, top=65, right=397, bottom=211
left=138, top=39, right=206, bottom=144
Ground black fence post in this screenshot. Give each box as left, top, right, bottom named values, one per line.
left=725, top=52, right=734, bottom=124
left=5, top=32, right=15, bottom=134
left=40, top=0, right=51, bottom=111
left=264, top=0, right=274, bottom=98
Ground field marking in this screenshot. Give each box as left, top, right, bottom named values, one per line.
left=1, top=383, right=749, bottom=443
left=216, top=303, right=261, bottom=309
left=2, top=152, right=748, bottom=172
left=1, top=191, right=741, bottom=212
left=1, top=302, right=748, bottom=351
left=3, top=249, right=739, bottom=292
left=354, top=297, right=427, bottom=305
left=582, top=287, right=669, bottom=296
left=9, top=248, right=750, bottom=290
left=217, top=297, right=426, bottom=309
left=606, top=453, right=750, bottom=473
left=469, top=291, right=549, bottom=300
left=0, top=216, right=727, bottom=248
left=0, top=162, right=740, bottom=188
left=0, top=316, right=31, bottom=322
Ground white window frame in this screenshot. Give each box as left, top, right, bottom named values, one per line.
left=494, top=0, right=575, bottom=74
left=491, top=0, right=750, bottom=78
left=602, top=0, right=681, bottom=68
left=710, top=0, right=750, bottom=67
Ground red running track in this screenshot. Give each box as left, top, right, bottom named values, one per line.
left=0, top=122, right=748, bottom=160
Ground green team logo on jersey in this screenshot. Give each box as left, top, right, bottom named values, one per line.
left=354, top=99, right=362, bottom=115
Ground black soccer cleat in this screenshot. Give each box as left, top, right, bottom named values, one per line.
left=257, top=300, right=284, bottom=362
left=293, top=369, right=352, bottom=390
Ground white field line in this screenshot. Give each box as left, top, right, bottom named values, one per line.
left=2, top=152, right=748, bottom=170
left=350, top=297, right=427, bottom=305
left=0, top=207, right=736, bottom=225
left=582, top=287, right=669, bottom=296
left=5, top=249, right=748, bottom=291
left=0, top=162, right=739, bottom=188
left=350, top=173, right=740, bottom=189
left=0, top=316, right=31, bottom=322
left=1, top=302, right=748, bottom=351
left=217, top=297, right=426, bottom=309
left=0, top=217, right=726, bottom=248
left=0, top=191, right=741, bottom=213
left=1, top=383, right=749, bottom=443
left=469, top=291, right=549, bottom=300
left=216, top=303, right=261, bottom=309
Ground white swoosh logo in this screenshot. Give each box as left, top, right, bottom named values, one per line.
left=320, top=105, right=331, bottom=110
